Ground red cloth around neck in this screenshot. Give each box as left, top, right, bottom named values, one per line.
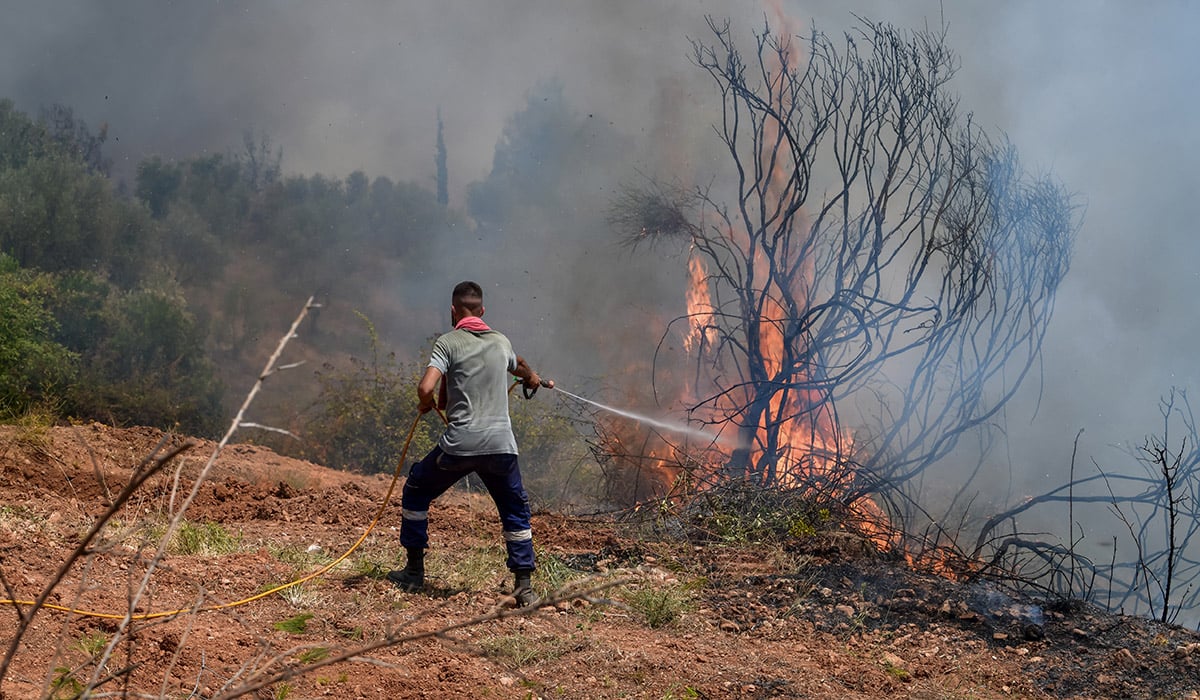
left=455, top=316, right=491, bottom=332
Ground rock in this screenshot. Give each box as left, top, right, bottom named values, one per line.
left=719, top=620, right=740, bottom=633
left=835, top=604, right=856, bottom=618
left=1113, top=648, right=1135, bottom=666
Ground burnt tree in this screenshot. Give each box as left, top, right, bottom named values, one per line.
left=612, top=17, right=1077, bottom=505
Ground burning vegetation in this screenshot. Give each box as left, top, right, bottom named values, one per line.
left=597, top=13, right=1078, bottom=582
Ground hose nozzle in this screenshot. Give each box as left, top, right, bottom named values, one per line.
left=517, top=376, right=555, bottom=399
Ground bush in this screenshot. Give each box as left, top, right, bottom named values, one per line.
left=303, top=317, right=439, bottom=472
left=0, top=254, right=77, bottom=418
left=659, top=481, right=846, bottom=546
left=621, top=583, right=695, bottom=628
left=509, top=396, right=598, bottom=508
left=65, top=281, right=223, bottom=436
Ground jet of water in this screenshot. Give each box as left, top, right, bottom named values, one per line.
left=551, top=386, right=733, bottom=447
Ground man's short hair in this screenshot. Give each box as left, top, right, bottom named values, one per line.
left=452, top=280, right=484, bottom=313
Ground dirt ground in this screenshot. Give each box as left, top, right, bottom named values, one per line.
left=2, top=423, right=1200, bottom=699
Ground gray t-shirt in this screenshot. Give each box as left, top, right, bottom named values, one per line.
left=428, top=328, right=519, bottom=456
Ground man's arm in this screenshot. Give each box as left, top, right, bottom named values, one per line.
left=417, top=366, right=443, bottom=413
left=512, top=356, right=554, bottom=390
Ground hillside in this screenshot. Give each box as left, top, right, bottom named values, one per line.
left=2, top=423, right=1199, bottom=699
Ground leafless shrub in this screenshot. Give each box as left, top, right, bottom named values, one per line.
left=598, top=16, right=1077, bottom=568
left=973, top=389, right=1200, bottom=624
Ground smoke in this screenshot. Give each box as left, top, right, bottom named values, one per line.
left=943, top=3, right=1200, bottom=497
left=3, top=1, right=1200, bottom=516
left=0, top=1, right=732, bottom=193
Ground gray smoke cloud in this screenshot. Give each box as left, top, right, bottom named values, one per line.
left=3, top=0, right=1199, bottom=518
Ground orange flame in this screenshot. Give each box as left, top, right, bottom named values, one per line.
left=685, top=254, right=716, bottom=353
left=672, top=4, right=901, bottom=554
left=603, top=0, right=966, bottom=579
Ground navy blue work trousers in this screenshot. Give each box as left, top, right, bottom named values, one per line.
left=399, top=447, right=535, bottom=572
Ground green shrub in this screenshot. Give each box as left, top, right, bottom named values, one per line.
left=304, top=312, right=600, bottom=494
left=674, top=482, right=846, bottom=545
left=479, top=632, right=574, bottom=669
left=273, top=612, right=314, bottom=634
left=621, top=584, right=694, bottom=629
left=303, top=314, right=438, bottom=472
left=0, top=255, right=77, bottom=418
left=71, top=631, right=108, bottom=658
left=509, top=396, right=598, bottom=508
left=66, top=282, right=223, bottom=436
left=167, top=520, right=241, bottom=556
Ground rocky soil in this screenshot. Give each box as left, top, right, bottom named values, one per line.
left=2, top=423, right=1200, bottom=698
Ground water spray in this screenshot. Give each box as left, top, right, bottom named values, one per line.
left=530, top=378, right=732, bottom=446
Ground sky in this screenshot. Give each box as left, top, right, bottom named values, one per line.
left=2, top=0, right=1199, bottom=513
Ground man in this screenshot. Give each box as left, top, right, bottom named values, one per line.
left=388, top=281, right=551, bottom=607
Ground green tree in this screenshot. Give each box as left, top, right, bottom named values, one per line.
left=158, top=204, right=225, bottom=288
left=179, top=154, right=250, bottom=238
left=70, top=283, right=223, bottom=435
left=0, top=254, right=77, bottom=417
left=467, top=81, right=579, bottom=226
left=38, top=103, right=110, bottom=175
left=0, top=100, right=152, bottom=285
left=135, top=156, right=183, bottom=218
left=0, top=151, right=158, bottom=288
left=346, top=170, right=368, bottom=205
left=0, top=99, right=55, bottom=171
left=44, top=269, right=110, bottom=352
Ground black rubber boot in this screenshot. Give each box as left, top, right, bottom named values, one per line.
left=513, top=569, right=538, bottom=608
left=387, top=548, right=425, bottom=592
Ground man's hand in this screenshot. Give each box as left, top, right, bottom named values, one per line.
left=514, top=356, right=552, bottom=395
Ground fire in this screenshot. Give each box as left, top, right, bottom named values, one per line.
left=684, top=254, right=716, bottom=353
left=678, top=253, right=966, bottom=578
left=599, top=0, right=967, bottom=581
left=683, top=252, right=901, bottom=549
